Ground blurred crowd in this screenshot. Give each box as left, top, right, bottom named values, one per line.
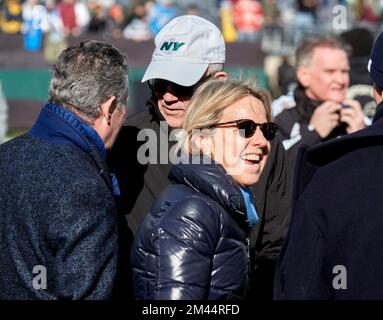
left=1, top=0, right=383, bottom=142
left=1, top=0, right=383, bottom=46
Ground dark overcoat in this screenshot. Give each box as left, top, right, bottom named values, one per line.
left=275, top=112, right=383, bottom=299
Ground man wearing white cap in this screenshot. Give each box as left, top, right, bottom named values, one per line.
left=108, top=15, right=292, bottom=299
left=141, top=14, right=227, bottom=128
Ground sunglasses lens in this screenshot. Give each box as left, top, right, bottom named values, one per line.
left=150, top=80, right=164, bottom=94
left=152, top=77, right=209, bottom=97
left=237, top=120, right=256, bottom=138
left=237, top=121, right=278, bottom=140
left=261, top=123, right=278, bottom=140
left=173, top=84, right=194, bottom=97
left=152, top=80, right=195, bottom=97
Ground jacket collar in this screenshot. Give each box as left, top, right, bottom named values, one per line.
left=294, top=84, right=320, bottom=122
left=169, top=155, right=249, bottom=230
left=303, top=114, right=383, bottom=168
left=373, top=101, right=383, bottom=123
left=29, top=103, right=106, bottom=157
left=29, top=103, right=118, bottom=195
left=294, top=115, right=383, bottom=205
left=146, top=95, right=165, bottom=124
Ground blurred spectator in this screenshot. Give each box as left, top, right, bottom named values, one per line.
left=220, top=0, right=238, bottom=42
left=173, top=0, right=219, bottom=21
left=0, top=81, right=8, bottom=144
left=43, top=0, right=67, bottom=63
left=74, top=0, right=91, bottom=34
left=123, top=1, right=151, bottom=41
left=261, top=0, right=283, bottom=53
left=148, top=0, right=176, bottom=37
left=1, top=0, right=22, bottom=34
left=263, top=0, right=280, bottom=26
left=96, top=0, right=116, bottom=9
left=274, top=31, right=383, bottom=300
left=353, top=0, right=383, bottom=29
left=185, top=3, right=198, bottom=15
left=58, top=0, right=79, bottom=36
left=88, top=1, right=107, bottom=33
left=232, top=0, right=263, bottom=42
left=107, top=3, right=125, bottom=38
left=278, top=55, right=296, bottom=95
left=22, top=0, right=46, bottom=51
left=277, top=0, right=295, bottom=48
left=273, top=35, right=367, bottom=166
left=296, top=0, right=317, bottom=20
left=294, top=0, right=318, bottom=45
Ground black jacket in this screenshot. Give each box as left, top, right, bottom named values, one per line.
left=131, top=159, right=250, bottom=300
left=107, top=98, right=292, bottom=298
left=274, top=103, right=383, bottom=299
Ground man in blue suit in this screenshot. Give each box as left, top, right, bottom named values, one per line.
left=274, top=31, right=383, bottom=299
left=0, top=40, right=130, bottom=299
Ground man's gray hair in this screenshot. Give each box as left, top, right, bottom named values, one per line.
left=205, top=63, right=224, bottom=78
left=296, top=35, right=352, bottom=68
left=49, top=40, right=129, bottom=121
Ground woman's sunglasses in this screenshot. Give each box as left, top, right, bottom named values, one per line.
left=211, top=119, right=278, bottom=141
left=148, top=77, right=208, bottom=98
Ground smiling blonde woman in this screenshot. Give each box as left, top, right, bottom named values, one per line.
left=130, top=79, right=278, bottom=300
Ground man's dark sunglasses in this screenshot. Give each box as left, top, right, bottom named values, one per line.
left=148, top=77, right=208, bottom=97
left=211, top=119, right=278, bottom=141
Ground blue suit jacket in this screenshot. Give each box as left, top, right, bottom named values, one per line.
left=0, top=133, right=120, bottom=299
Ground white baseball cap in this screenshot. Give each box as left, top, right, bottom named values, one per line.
left=142, top=15, right=226, bottom=86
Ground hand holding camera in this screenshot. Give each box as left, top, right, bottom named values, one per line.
left=339, top=99, right=366, bottom=133
left=309, top=101, right=342, bottom=138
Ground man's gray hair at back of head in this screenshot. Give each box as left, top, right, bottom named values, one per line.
left=205, top=63, right=224, bottom=78
left=49, top=40, right=129, bottom=122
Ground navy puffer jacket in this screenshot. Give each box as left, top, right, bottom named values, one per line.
left=131, top=159, right=251, bottom=300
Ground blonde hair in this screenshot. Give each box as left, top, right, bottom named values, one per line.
left=182, top=79, right=272, bottom=156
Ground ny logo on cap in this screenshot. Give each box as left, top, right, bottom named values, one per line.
left=160, top=42, right=185, bottom=52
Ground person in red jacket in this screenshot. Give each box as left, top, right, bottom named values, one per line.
left=232, top=0, right=264, bottom=42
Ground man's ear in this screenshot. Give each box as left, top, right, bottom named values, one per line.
left=296, top=66, right=310, bottom=88
left=212, top=71, right=228, bottom=81
left=100, top=96, right=117, bottom=125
